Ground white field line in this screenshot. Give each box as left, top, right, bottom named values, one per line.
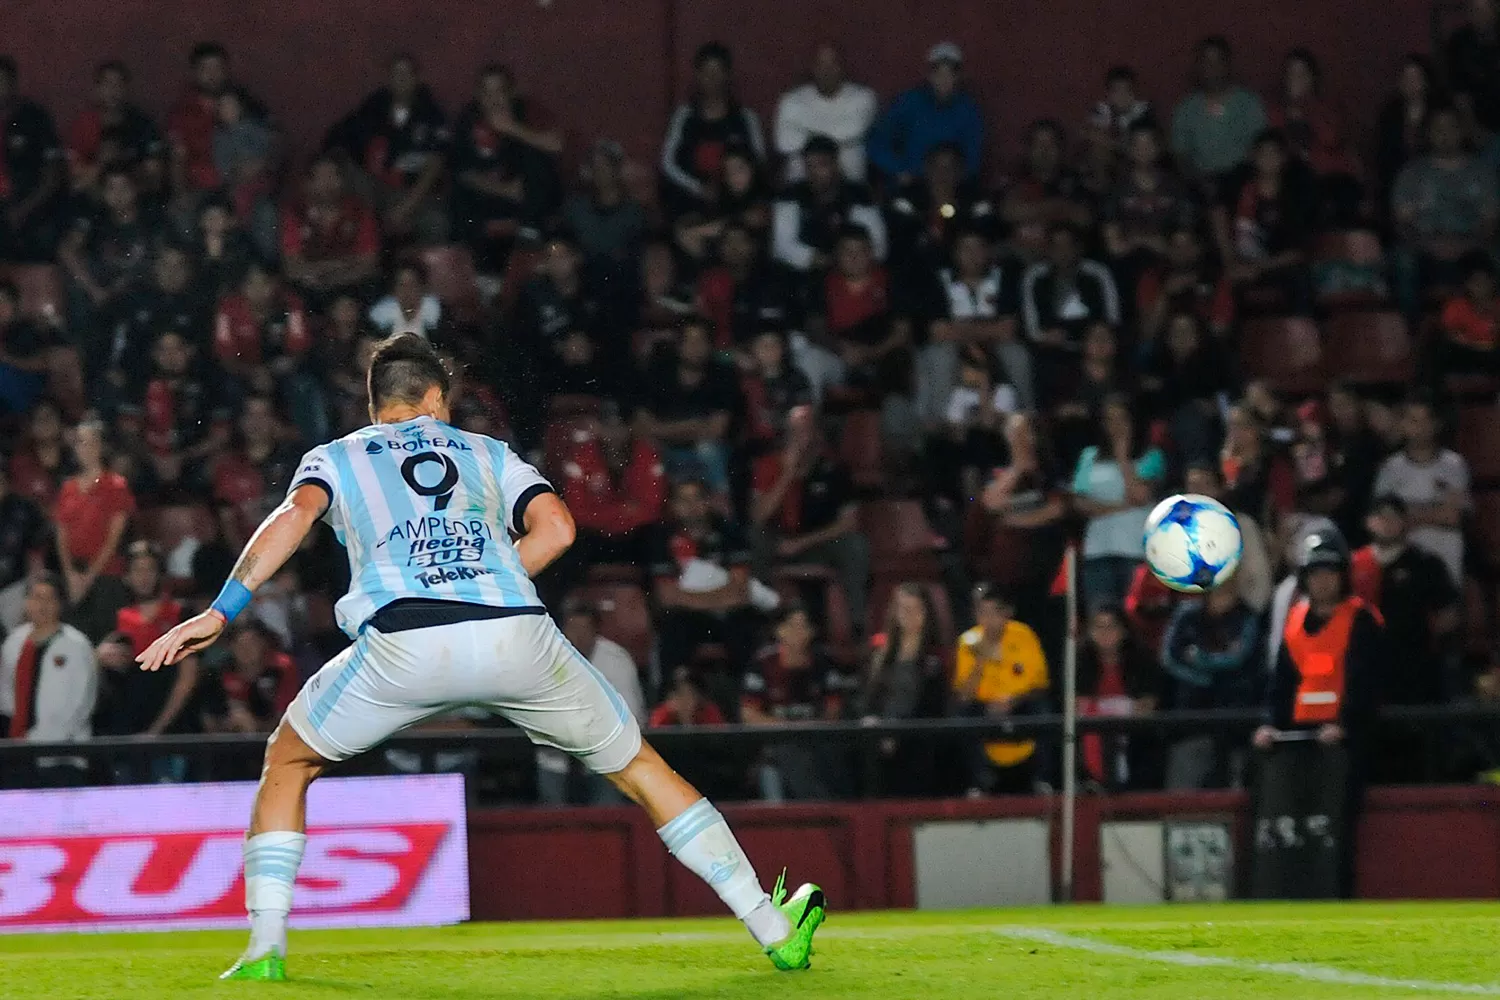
left=997, top=926, right=1500, bottom=995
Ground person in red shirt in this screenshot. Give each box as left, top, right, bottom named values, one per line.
left=1076, top=604, right=1160, bottom=789
left=1438, top=250, right=1500, bottom=377
left=9, top=398, right=66, bottom=507
left=65, top=61, right=164, bottom=200
left=126, top=330, right=231, bottom=492
left=650, top=666, right=728, bottom=727
left=561, top=404, right=667, bottom=557
left=280, top=155, right=380, bottom=303
left=1137, top=225, right=1234, bottom=345
left=1266, top=48, right=1363, bottom=226
left=52, top=419, right=134, bottom=641
left=201, top=622, right=299, bottom=736
left=814, top=224, right=912, bottom=400
left=166, top=42, right=267, bottom=194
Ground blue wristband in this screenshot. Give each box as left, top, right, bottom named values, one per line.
left=210, top=580, right=253, bottom=623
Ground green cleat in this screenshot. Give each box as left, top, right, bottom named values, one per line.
left=763, top=870, right=826, bottom=971
left=219, top=953, right=287, bottom=982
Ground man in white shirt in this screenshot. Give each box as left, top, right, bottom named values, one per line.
left=774, top=43, right=877, bottom=182
left=0, top=574, right=98, bottom=785
left=1372, top=395, right=1470, bottom=585
left=536, top=595, right=647, bottom=805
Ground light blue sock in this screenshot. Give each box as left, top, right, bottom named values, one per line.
left=243, top=831, right=306, bottom=959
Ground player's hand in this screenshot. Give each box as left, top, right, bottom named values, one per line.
left=1252, top=724, right=1278, bottom=750
left=1317, top=723, right=1344, bottom=746
left=137, top=611, right=226, bottom=672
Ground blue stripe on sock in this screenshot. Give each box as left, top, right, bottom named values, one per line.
left=664, top=811, right=722, bottom=854
left=657, top=799, right=714, bottom=844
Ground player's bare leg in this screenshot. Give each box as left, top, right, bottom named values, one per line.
left=222, top=720, right=331, bottom=981
left=606, top=740, right=826, bottom=970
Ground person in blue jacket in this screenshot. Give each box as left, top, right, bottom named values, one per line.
left=867, top=42, right=984, bottom=184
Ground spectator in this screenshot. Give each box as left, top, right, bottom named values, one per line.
left=1267, top=49, right=1362, bottom=226
left=199, top=621, right=298, bottom=736
left=1254, top=531, right=1383, bottom=898
left=0, top=574, right=96, bottom=785
left=1184, top=461, right=1273, bottom=614
left=213, top=261, right=324, bottom=445
left=166, top=42, right=267, bottom=195
left=0, top=464, right=45, bottom=599
left=1392, top=104, right=1499, bottom=313
left=543, top=327, right=616, bottom=408
left=329, top=53, right=449, bottom=244
left=981, top=412, right=1069, bottom=623
left=926, top=345, right=1017, bottom=504
left=749, top=411, right=870, bottom=631
left=1136, top=225, right=1233, bottom=348
left=52, top=419, right=133, bottom=640
left=369, top=258, right=441, bottom=339
left=650, top=477, right=763, bottom=674
left=635, top=316, right=739, bottom=495
left=449, top=65, right=556, bottom=274
left=1372, top=394, right=1470, bottom=584
left=562, top=139, right=648, bottom=272
left=885, top=142, right=997, bottom=279
left=1101, top=123, right=1197, bottom=289
left=10, top=398, right=66, bottom=506
left=809, top=225, right=915, bottom=443
left=1352, top=495, right=1459, bottom=709
left=775, top=43, right=878, bottom=182
left=916, top=226, right=1030, bottom=425
left=1071, top=393, right=1166, bottom=605
left=59, top=166, right=159, bottom=330
left=1020, top=224, right=1121, bottom=398
left=129, top=328, right=232, bottom=494
left=630, top=239, right=698, bottom=364
left=280, top=155, right=380, bottom=304
left=211, top=89, right=278, bottom=259
left=65, top=60, right=164, bottom=200
left=1001, top=119, right=1092, bottom=259
left=512, top=233, right=615, bottom=387
left=867, top=42, right=982, bottom=184
left=1050, top=323, right=1128, bottom=469
left=1437, top=250, right=1500, bottom=377
left=554, top=400, right=666, bottom=569
left=772, top=135, right=886, bottom=275
left=0, top=56, right=64, bottom=262
left=695, top=221, right=800, bottom=357
left=1082, top=65, right=1154, bottom=159
left=742, top=604, right=852, bottom=802
left=211, top=395, right=301, bottom=550
left=536, top=596, right=646, bottom=805
left=855, top=583, right=950, bottom=795
left=1221, top=402, right=1295, bottom=535
left=99, top=243, right=208, bottom=392
left=650, top=665, right=728, bottom=727
left=1447, top=0, right=1500, bottom=130
left=194, top=195, right=256, bottom=299
left=1323, top=381, right=1383, bottom=545
left=950, top=583, right=1050, bottom=795
left=1213, top=129, right=1316, bottom=313
left=660, top=42, right=766, bottom=218
left=0, top=277, right=65, bottom=416
left=1170, top=36, right=1267, bottom=191
left=1076, top=604, right=1159, bottom=789
left=674, top=141, right=772, bottom=260
left=1375, top=55, right=1438, bottom=215
left=740, top=328, right=814, bottom=450
left=1140, top=311, right=1230, bottom=461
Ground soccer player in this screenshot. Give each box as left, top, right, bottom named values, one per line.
left=137, top=334, right=825, bottom=981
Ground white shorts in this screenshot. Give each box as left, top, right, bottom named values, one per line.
left=284, top=612, right=643, bottom=774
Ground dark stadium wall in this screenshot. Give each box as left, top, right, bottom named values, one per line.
left=11, top=0, right=1435, bottom=173
left=466, top=787, right=1500, bottom=919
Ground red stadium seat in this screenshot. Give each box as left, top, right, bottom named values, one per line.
left=1240, top=316, right=1325, bottom=394
left=839, top=409, right=884, bottom=491
left=575, top=582, right=653, bottom=667
left=860, top=500, right=944, bottom=578
left=1457, top=405, right=1500, bottom=483
left=1323, top=311, right=1414, bottom=384
left=418, top=245, right=482, bottom=324
left=541, top=416, right=596, bottom=480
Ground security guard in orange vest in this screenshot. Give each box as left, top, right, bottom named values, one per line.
left=1254, top=531, right=1383, bottom=897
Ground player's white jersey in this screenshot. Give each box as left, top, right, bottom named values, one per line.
left=288, top=416, right=551, bottom=637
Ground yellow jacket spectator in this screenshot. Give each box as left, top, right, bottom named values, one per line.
left=951, top=583, right=1050, bottom=792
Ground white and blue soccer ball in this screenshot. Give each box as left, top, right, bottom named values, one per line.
left=1143, top=493, right=1244, bottom=593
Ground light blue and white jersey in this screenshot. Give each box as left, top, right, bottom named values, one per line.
left=288, top=416, right=552, bottom=638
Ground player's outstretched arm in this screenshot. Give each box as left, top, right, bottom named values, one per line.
left=515, top=492, right=576, bottom=578
left=136, top=485, right=329, bottom=672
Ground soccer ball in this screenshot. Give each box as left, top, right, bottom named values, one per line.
left=1143, top=494, right=1244, bottom=593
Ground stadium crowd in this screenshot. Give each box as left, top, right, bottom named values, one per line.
left=0, top=18, right=1498, bottom=803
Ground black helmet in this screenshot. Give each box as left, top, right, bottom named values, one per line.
left=1299, top=531, right=1349, bottom=573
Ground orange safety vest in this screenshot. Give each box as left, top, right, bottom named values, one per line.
left=1283, top=596, right=1367, bottom=725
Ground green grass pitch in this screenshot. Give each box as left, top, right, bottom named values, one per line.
left=5, top=902, right=1500, bottom=999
